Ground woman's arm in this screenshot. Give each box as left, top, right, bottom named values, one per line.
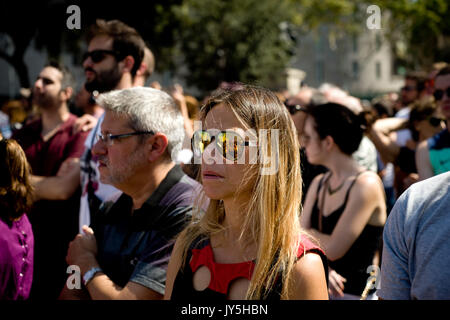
left=416, top=140, right=434, bottom=180
left=288, top=253, right=329, bottom=299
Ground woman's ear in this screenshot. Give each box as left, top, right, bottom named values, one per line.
left=323, top=135, right=334, bottom=151
left=413, top=120, right=422, bottom=132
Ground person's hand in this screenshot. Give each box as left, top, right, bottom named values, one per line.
left=170, top=84, right=190, bottom=127
left=73, top=114, right=98, bottom=134
left=405, top=139, right=417, bottom=151
left=403, top=173, right=419, bottom=190
left=57, top=158, right=80, bottom=177
left=328, top=268, right=347, bottom=298
left=150, top=81, right=162, bottom=90
left=66, top=225, right=98, bottom=275
left=171, top=83, right=185, bottom=106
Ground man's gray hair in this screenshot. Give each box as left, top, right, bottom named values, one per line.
left=97, top=87, right=185, bottom=160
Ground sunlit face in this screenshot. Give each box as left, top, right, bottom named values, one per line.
left=434, top=74, right=450, bottom=120
left=83, top=35, right=122, bottom=93
left=33, top=66, right=64, bottom=109
left=415, top=110, right=445, bottom=140
left=200, top=103, right=257, bottom=201
left=91, top=110, right=147, bottom=189
left=303, top=116, right=326, bottom=165
left=401, top=78, right=419, bottom=106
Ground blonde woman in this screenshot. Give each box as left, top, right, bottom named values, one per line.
left=164, top=85, right=328, bottom=300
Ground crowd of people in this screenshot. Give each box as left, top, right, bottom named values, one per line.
left=0, top=18, right=449, bottom=301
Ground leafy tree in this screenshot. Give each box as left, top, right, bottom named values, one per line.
left=292, top=0, right=450, bottom=71
left=373, top=0, right=450, bottom=70
left=172, top=0, right=297, bottom=92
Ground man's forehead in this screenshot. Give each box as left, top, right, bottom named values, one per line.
left=405, top=78, right=417, bottom=85
left=435, top=74, right=450, bottom=88
left=88, top=35, right=114, bottom=51
left=39, top=66, right=62, bottom=82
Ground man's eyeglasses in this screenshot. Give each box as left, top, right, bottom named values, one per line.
left=97, top=131, right=155, bottom=146
left=285, top=103, right=307, bottom=115
left=433, top=87, right=450, bottom=101
left=191, top=130, right=256, bottom=162
left=401, top=85, right=417, bottom=92
left=83, top=50, right=121, bottom=63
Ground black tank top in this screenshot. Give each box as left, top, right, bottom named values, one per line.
left=310, top=172, right=383, bottom=296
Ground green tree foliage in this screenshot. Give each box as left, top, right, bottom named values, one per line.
left=292, top=0, right=450, bottom=71
left=172, top=0, right=297, bottom=92
left=373, top=0, right=450, bottom=69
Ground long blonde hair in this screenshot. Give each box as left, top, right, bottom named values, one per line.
left=177, top=85, right=304, bottom=299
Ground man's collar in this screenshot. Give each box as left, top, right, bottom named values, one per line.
left=141, top=164, right=185, bottom=208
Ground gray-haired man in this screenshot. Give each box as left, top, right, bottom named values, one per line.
left=60, top=87, right=203, bottom=300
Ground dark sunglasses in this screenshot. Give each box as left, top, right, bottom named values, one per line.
left=401, top=85, right=417, bottom=92
left=285, top=103, right=307, bottom=115
left=82, top=50, right=121, bottom=63
left=433, top=87, right=450, bottom=101
left=191, top=130, right=256, bottom=162
left=428, top=116, right=444, bottom=127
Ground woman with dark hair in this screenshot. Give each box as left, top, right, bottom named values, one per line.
left=301, top=103, right=387, bottom=300
left=0, top=139, right=34, bottom=300
left=368, top=97, right=445, bottom=194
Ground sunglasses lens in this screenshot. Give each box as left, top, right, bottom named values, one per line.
left=434, top=90, right=444, bottom=101
left=192, top=131, right=211, bottom=156
left=91, top=51, right=105, bottom=63
left=217, top=132, right=243, bottom=161
left=288, top=106, right=295, bottom=115
left=429, top=117, right=442, bottom=127
left=83, top=50, right=109, bottom=63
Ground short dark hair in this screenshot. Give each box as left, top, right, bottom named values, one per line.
left=405, top=71, right=428, bottom=93
left=45, top=61, right=75, bottom=91
left=87, top=19, right=145, bottom=77
left=306, top=103, right=365, bottom=155
left=408, top=97, right=438, bottom=141
left=436, top=65, right=450, bottom=78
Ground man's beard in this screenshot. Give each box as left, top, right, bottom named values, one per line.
left=84, top=65, right=122, bottom=94
left=98, top=146, right=146, bottom=187
left=32, top=93, right=58, bottom=110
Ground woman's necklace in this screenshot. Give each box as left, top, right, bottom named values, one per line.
left=327, top=173, right=346, bottom=195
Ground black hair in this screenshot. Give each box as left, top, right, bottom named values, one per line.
left=45, top=60, right=75, bottom=91
left=436, top=65, right=450, bottom=78
left=408, top=98, right=438, bottom=141
left=87, top=19, right=145, bottom=77
left=405, top=71, right=428, bottom=93
left=306, top=103, right=365, bottom=155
